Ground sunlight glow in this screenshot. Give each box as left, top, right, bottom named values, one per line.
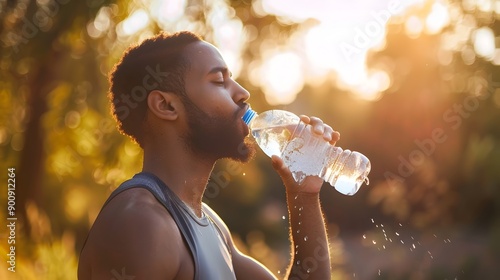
left=258, top=51, right=304, bottom=105
left=145, top=0, right=244, bottom=78
left=87, top=7, right=112, bottom=39
left=493, top=49, right=500, bottom=66
left=473, top=27, right=496, bottom=60
left=356, top=70, right=391, bottom=101
left=405, top=15, right=424, bottom=38
left=149, top=0, right=186, bottom=24
left=211, top=18, right=245, bottom=79
left=256, top=0, right=426, bottom=103
left=117, top=9, right=150, bottom=37
left=425, top=2, right=450, bottom=34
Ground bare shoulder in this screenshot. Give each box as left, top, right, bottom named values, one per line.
left=78, top=188, right=191, bottom=280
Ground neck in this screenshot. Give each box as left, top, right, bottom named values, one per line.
left=142, top=139, right=216, bottom=217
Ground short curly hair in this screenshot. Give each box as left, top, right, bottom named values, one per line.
left=108, top=31, right=202, bottom=147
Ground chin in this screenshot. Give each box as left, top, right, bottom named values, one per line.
left=227, top=139, right=256, bottom=163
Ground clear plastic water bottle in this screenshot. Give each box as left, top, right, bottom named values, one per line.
left=242, top=107, right=371, bottom=195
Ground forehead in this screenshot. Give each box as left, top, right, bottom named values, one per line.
left=183, top=41, right=226, bottom=75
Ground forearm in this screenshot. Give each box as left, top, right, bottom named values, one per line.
left=284, top=191, right=331, bottom=279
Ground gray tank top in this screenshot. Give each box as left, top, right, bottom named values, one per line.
left=102, top=172, right=236, bottom=280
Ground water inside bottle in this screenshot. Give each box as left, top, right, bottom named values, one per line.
left=333, top=175, right=361, bottom=195
left=281, top=130, right=329, bottom=184
left=251, top=125, right=292, bottom=158
left=247, top=109, right=370, bottom=195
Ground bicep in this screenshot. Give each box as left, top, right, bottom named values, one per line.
left=202, top=204, right=277, bottom=280
left=232, top=248, right=278, bottom=280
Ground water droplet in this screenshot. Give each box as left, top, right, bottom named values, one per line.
left=362, top=234, right=366, bottom=239
left=372, top=240, right=377, bottom=245
left=282, top=216, right=286, bottom=220
left=243, top=172, right=246, bottom=176
left=400, top=240, right=405, bottom=244
left=399, top=223, right=403, bottom=227
left=378, top=269, right=381, bottom=276
left=412, top=243, right=416, bottom=249
left=296, top=229, right=300, bottom=234
left=294, top=195, right=298, bottom=200
left=298, top=221, right=302, bottom=225
left=296, top=260, right=301, bottom=265
left=395, top=232, right=400, bottom=236
left=298, top=207, right=303, bottom=211
left=307, top=268, right=311, bottom=273
left=371, top=218, right=375, bottom=223
left=295, top=245, right=299, bottom=249
left=278, top=270, right=281, bottom=274
left=389, top=238, right=393, bottom=242
left=380, top=224, right=384, bottom=228
left=382, top=245, right=386, bottom=249
left=304, top=236, right=308, bottom=241
left=364, top=177, right=370, bottom=185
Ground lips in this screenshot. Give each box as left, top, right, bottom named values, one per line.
left=237, top=104, right=250, bottom=136
left=243, top=121, right=250, bottom=136
left=237, top=104, right=250, bottom=118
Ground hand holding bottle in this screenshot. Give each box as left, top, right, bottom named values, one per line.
left=298, top=115, right=340, bottom=145
left=271, top=115, right=340, bottom=194
left=243, top=107, right=371, bottom=196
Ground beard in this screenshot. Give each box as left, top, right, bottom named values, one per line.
left=181, top=97, right=255, bottom=163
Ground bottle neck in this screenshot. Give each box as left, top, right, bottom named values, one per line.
left=242, top=107, right=258, bottom=125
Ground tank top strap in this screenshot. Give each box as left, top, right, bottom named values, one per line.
left=102, top=172, right=171, bottom=210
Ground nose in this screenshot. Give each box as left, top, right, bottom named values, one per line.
left=232, top=79, right=250, bottom=104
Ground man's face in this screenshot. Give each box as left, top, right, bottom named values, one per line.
left=180, top=41, right=254, bottom=162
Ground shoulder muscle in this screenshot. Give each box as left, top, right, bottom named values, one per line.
left=80, top=188, right=187, bottom=280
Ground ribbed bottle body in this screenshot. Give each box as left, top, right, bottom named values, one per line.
left=243, top=108, right=370, bottom=195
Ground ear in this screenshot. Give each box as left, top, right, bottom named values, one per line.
left=147, top=90, right=181, bottom=120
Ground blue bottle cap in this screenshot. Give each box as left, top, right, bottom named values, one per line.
left=242, top=107, right=257, bottom=125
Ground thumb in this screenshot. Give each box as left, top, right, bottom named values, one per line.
left=271, top=155, right=295, bottom=186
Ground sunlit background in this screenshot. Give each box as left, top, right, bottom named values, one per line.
left=1, top=0, right=500, bottom=279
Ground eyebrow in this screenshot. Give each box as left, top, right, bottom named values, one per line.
left=208, top=66, right=232, bottom=77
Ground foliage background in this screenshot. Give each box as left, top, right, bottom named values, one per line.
left=0, top=0, right=499, bottom=279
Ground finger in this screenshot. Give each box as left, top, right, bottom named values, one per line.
left=299, top=115, right=310, bottom=124
left=330, top=130, right=340, bottom=145
left=308, top=116, right=325, bottom=135
left=271, top=155, right=295, bottom=186
left=322, top=125, right=333, bottom=142
left=271, top=155, right=289, bottom=176
left=322, top=124, right=341, bottom=143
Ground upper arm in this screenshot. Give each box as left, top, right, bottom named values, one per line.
left=202, top=204, right=278, bottom=280
left=79, top=189, right=186, bottom=280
